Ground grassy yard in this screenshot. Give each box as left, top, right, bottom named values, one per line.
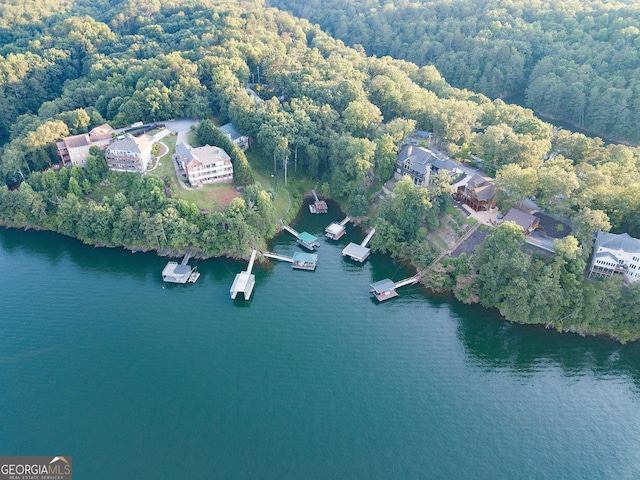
left=148, top=133, right=239, bottom=211
left=245, top=148, right=314, bottom=221
left=149, top=136, right=311, bottom=219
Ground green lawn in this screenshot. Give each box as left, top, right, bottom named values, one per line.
left=152, top=133, right=178, bottom=182
left=245, top=148, right=314, bottom=221
left=150, top=137, right=313, bottom=219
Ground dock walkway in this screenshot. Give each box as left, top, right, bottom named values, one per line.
left=262, top=252, right=294, bottom=263
left=230, top=249, right=257, bottom=300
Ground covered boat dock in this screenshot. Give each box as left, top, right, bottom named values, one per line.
left=370, top=279, right=398, bottom=301
left=342, top=227, right=375, bottom=263
left=325, top=216, right=351, bottom=240
left=292, top=252, right=318, bottom=271
left=162, top=247, right=200, bottom=283
left=230, top=249, right=257, bottom=300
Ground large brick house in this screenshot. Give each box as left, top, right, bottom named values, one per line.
left=174, top=142, right=233, bottom=186
left=56, top=124, right=114, bottom=166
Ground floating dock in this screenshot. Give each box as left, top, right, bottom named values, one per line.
left=263, top=251, right=318, bottom=271
left=230, top=249, right=257, bottom=300
left=282, top=225, right=320, bottom=251
left=342, top=227, right=376, bottom=263
left=292, top=252, right=318, bottom=270
left=325, top=216, right=351, bottom=240
left=162, top=247, right=200, bottom=283
left=370, top=274, right=421, bottom=301
left=309, top=190, right=328, bottom=214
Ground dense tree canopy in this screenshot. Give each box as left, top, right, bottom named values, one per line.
left=269, top=0, right=640, bottom=144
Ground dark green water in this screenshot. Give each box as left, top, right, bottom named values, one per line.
left=2, top=207, right=640, bottom=479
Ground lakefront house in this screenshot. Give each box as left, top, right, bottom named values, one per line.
left=174, top=142, right=233, bottom=186
left=394, top=144, right=461, bottom=186
left=56, top=123, right=114, bottom=166
left=455, top=174, right=496, bottom=211
left=589, top=232, right=640, bottom=283
left=219, top=123, right=249, bottom=151
left=104, top=134, right=153, bottom=172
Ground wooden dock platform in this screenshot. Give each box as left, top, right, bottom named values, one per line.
left=230, top=249, right=257, bottom=300
left=309, top=190, right=328, bottom=214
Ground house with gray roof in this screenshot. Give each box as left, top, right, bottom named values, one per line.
left=502, top=208, right=539, bottom=235
left=455, top=174, right=496, bottom=211
left=174, top=142, right=233, bottom=186
left=394, top=145, right=437, bottom=186
left=220, top=122, right=249, bottom=151
left=589, top=232, right=640, bottom=282
left=105, top=134, right=153, bottom=172
left=394, top=144, right=462, bottom=186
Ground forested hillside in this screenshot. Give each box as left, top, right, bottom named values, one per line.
left=268, top=0, right=640, bottom=144
left=2, top=0, right=640, bottom=241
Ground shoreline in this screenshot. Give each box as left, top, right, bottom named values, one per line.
left=2, top=203, right=637, bottom=344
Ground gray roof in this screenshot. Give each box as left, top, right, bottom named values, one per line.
left=595, top=232, right=640, bottom=254
left=174, top=264, right=191, bottom=275
left=175, top=142, right=231, bottom=168
left=175, top=142, right=193, bottom=162
left=465, top=174, right=495, bottom=201
left=595, top=251, right=619, bottom=262
left=107, top=134, right=151, bottom=154
left=219, top=123, right=243, bottom=141
left=397, top=145, right=438, bottom=175
left=342, top=243, right=370, bottom=260
left=431, top=158, right=459, bottom=172
left=370, top=279, right=396, bottom=293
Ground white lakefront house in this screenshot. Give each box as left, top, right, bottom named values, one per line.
left=589, top=232, right=640, bottom=283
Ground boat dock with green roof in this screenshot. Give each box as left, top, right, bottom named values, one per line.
left=282, top=225, right=320, bottom=251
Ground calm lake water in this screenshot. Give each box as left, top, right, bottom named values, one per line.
left=2, top=206, right=640, bottom=479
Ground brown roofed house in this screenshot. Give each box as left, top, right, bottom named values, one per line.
left=56, top=124, right=114, bottom=166
left=502, top=208, right=540, bottom=235
left=456, top=174, right=496, bottom=211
